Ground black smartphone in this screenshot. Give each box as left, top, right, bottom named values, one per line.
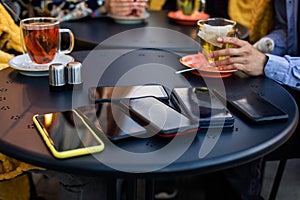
left=33, top=110, right=104, bottom=159
left=76, top=102, right=148, bottom=141
left=171, top=87, right=234, bottom=128
left=120, top=97, right=199, bottom=137
left=212, top=89, right=288, bottom=123
left=88, top=85, right=169, bottom=102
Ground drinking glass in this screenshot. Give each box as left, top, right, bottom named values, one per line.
left=177, top=0, right=200, bottom=15
left=20, top=17, right=74, bottom=64
left=197, top=18, right=236, bottom=63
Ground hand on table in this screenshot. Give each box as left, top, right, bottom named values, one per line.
left=208, top=37, right=268, bottom=76
left=106, top=0, right=148, bottom=17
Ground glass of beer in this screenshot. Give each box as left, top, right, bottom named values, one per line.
left=177, top=0, right=200, bottom=16
left=20, top=17, right=74, bottom=64
left=197, top=18, right=236, bottom=63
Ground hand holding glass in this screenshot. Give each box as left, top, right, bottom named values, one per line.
left=20, top=17, right=74, bottom=64
left=197, top=18, right=236, bottom=63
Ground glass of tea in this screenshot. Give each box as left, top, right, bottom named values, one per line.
left=197, top=18, right=236, bottom=63
left=20, top=17, right=74, bottom=64
left=177, top=0, right=200, bottom=15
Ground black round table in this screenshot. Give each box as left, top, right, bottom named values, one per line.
left=0, top=48, right=298, bottom=174
left=0, top=49, right=298, bottom=199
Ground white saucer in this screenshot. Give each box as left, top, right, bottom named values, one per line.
left=110, top=12, right=150, bottom=24
left=9, top=53, right=74, bottom=77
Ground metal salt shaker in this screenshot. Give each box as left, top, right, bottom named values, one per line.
left=49, top=63, right=66, bottom=91
left=66, top=61, right=83, bottom=89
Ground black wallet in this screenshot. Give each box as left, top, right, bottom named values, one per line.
left=171, top=87, right=235, bottom=128
left=212, top=89, right=288, bottom=124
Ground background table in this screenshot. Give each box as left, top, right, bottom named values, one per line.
left=61, top=11, right=249, bottom=51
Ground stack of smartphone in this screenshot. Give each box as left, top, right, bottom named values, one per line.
left=87, top=84, right=199, bottom=138
left=119, top=96, right=199, bottom=138
left=33, top=85, right=289, bottom=159
left=33, top=85, right=201, bottom=159
left=170, top=87, right=235, bottom=129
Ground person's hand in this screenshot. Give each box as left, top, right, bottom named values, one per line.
left=106, top=0, right=148, bottom=17
left=208, top=37, right=268, bottom=76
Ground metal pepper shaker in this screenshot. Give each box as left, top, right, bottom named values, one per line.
left=66, top=61, right=83, bottom=90
left=49, top=63, right=66, bottom=91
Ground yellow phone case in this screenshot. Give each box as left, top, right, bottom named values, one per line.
left=33, top=109, right=104, bottom=159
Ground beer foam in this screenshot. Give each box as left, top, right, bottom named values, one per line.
left=198, top=24, right=233, bottom=48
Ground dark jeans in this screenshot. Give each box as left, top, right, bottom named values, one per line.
left=31, top=169, right=108, bottom=200
left=204, top=158, right=263, bottom=200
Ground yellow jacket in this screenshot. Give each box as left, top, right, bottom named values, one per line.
left=1, top=3, right=44, bottom=199
left=0, top=3, right=23, bottom=70
left=0, top=153, right=41, bottom=200
left=228, top=0, right=274, bottom=43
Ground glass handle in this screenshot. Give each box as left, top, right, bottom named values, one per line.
left=59, top=28, right=75, bottom=54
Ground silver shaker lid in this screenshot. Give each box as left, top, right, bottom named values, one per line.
left=66, top=62, right=83, bottom=84
left=49, top=63, right=66, bottom=86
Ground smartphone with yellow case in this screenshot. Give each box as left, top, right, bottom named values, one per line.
left=33, top=109, right=104, bottom=159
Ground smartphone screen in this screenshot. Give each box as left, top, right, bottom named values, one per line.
left=76, top=102, right=148, bottom=141
left=120, top=97, right=199, bottom=137
left=33, top=110, right=104, bottom=158
left=171, top=87, right=234, bottom=129
left=88, top=85, right=169, bottom=102
left=212, top=89, right=288, bottom=123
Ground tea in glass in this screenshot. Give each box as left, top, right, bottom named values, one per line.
left=197, top=18, right=236, bottom=63
left=20, top=17, right=74, bottom=64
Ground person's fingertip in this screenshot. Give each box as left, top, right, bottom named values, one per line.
left=216, top=37, right=223, bottom=42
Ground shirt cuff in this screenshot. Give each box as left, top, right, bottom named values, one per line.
left=264, top=54, right=291, bottom=85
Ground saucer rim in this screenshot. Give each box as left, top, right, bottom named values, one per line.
left=110, top=12, right=150, bottom=24
left=9, top=53, right=74, bottom=72
left=19, top=71, right=49, bottom=77
left=180, top=53, right=237, bottom=74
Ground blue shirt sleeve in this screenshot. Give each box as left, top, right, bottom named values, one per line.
left=264, top=54, right=300, bottom=90
left=264, top=0, right=299, bottom=56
